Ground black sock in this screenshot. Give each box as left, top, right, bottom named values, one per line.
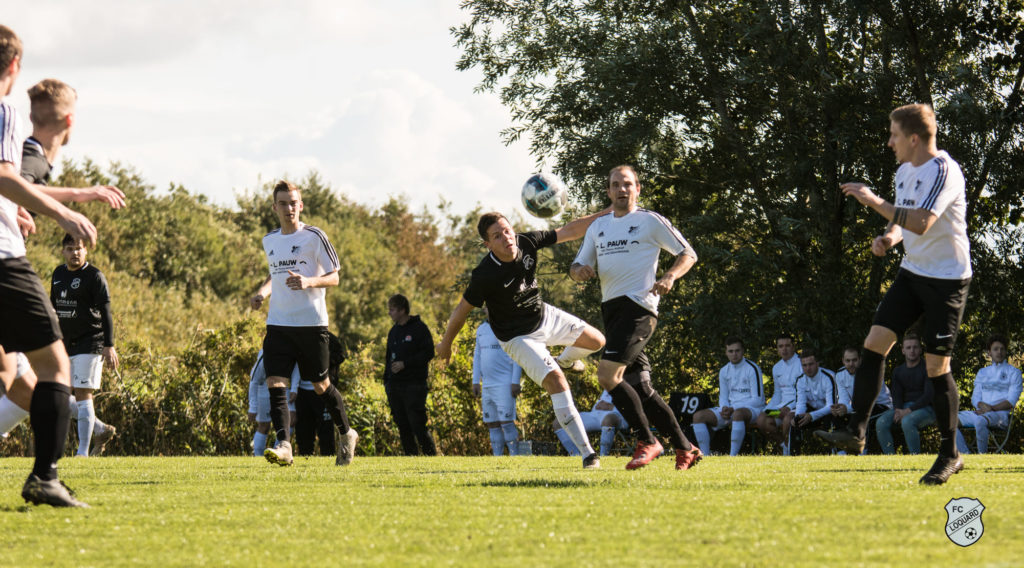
left=609, top=382, right=655, bottom=444
left=30, top=382, right=71, bottom=481
left=851, top=349, right=885, bottom=438
left=318, top=384, right=351, bottom=434
left=268, top=387, right=291, bottom=444
left=930, top=373, right=960, bottom=456
left=641, top=392, right=693, bottom=451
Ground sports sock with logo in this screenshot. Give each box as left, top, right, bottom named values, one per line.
left=76, top=398, right=95, bottom=456
left=556, top=346, right=595, bottom=367
left=317, top=383, right=351, bottom=434
left=550, top=390, right=594, bottom=457
left=501, top=422, right=519, bottom=455
left=30, top=382, right=71, bottom=481
left=268, top=386, right=291, bottom=444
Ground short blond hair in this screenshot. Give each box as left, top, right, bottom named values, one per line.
left=28, top=79, right=77, bottom=128
left=608, top=164, right=639, bottom=184
left=0, top=25, right=22, bottom=73
left=890, top=104, right=937, bottom=143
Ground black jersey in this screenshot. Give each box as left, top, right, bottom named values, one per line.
left=463, top=230, right=556, bottom=342
left=20, top=137, right=52, bottom=185
left=50, top=263, right=113, bottom=355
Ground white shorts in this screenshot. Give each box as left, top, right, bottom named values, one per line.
left=70, top=353, right=103, bottom=390
left=499, top=304, right=588, bottom=386
left=14, top=352, right=30, bottom=379
left=958, top=409, right=1010, bottom=431
left=707, top=405, right=763, bottom=430
left=578, top=410, right=627, bottom=433
left=481, top=385, right=517, bottom=423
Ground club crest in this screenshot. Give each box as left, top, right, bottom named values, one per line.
left=944, top=497, right=984, bottom=547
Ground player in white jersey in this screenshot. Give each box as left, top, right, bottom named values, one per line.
left=791, top=349, right=838, bottom=452
left=831, top=346, right=891, bottom=454
left=818, top=104, right=972, bottom=484
left=0, top=25, right=97, bottom=508
left=955, top=335, right=1023, bottom=454
left=553, top=390, right=628, bottom=456
left=472, top=319, right=522, bottom=456
left=692, top=337, right=765, bottom=456
left=755, top=334, right=801, bottom=454
left=570, top=165, right=702, bottom=471
left=250, top=180, right=356, bottom=467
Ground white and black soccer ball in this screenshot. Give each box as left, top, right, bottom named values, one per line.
left=521, top=173, right=569, bottom=219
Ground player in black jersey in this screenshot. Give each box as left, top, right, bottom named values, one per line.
left=436, top=208, right=610, bottom=468
left=51, top=234, right=118, bottom=456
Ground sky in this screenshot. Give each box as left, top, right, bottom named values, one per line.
left=5, top=1, right=540, bottom=220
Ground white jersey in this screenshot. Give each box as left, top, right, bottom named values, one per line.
left=574, top=208, right=696, bottom=315
left=835, top=367, right=892, bottom=410
left=262, top=223, right=340, bottom=327
left=766, top=356, right=801, bottom=410
left=795, top=368, right=838, bottom=421
left=893, top=151, right=971, bottom=279
left=472, top=322, right=522, bottom=387
left=0, top=101, right=28, bottom=259
left=718, top=358, right=765, bottom=409
left=971, top=361, right=1023, bottom=408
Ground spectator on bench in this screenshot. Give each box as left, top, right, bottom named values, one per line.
left=692, top=336, right=765, bottom=456
left=792, top=348, right=837, bottom=451
left=831, top=346, right=892, bottom=453
left=875, top=333, right=934, bottom=454
left=955, top=334, right=1022, bottom=454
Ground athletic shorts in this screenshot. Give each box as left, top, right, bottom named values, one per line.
left=873, top=269, right=971, bottom=356
left=600, top=296, right=656, bottom=366
left=262, top=325, right=329, bottom=382
left=0, top=257, right=62, bottom=353
left=70, top=353, right=103, bottom=390
left=480, top=384, right=517, bottom=423
left=707, top=404, right=764, bottom=430
left=578, top=410, right=627, bottom=432
left=499, top=304, right=587, bottom=386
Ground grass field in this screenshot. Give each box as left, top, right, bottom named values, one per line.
left=1, top=454, right=1022, bottom=566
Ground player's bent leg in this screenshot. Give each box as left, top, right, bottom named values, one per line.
left=556, top=325, right=604, bottom=373
left=542, top=371, right=597, bottom=467
left=0, top=357, right=35, bottom=435
left=311, top=377, right=358, bottom=465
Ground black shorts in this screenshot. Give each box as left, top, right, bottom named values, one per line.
left=600, top=296, right=657, bottom=366
left=873, top=269, right=971, bottom=356
left=262, top=325, right=330, bottom=383
left=0, top=257, right=62, bottom=353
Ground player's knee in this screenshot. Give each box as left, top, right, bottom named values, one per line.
left=541, top=371, right=568, bottom=394
left=601, top=414, right=622, bottom=428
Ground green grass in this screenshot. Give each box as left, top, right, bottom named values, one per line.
left=1, top=454, right=1022, bottom=566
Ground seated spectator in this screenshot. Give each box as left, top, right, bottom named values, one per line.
left=553, top=389, right=628, bottom=457
left=692, top=337, right=765, bottom=456
left=956, top=334, right=1023, bottom=454
left=828, top=346, right=892, bottom=453
left=755, top=333, right=802, bottom=455
left=791, top=348, right=837, bottom=448
left=875, top=333, right=934, bottom=455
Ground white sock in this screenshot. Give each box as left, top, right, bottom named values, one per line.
left=93, top=418, right=108, bottom=436
left=0, top=396, right=30, bottom=435
left=556, top=346, right=596, bottom=367
left=488, top=427, right=505, bottom=456
left=76, top=399, right=96, bottom=456
left=554, top=428, right=580, bottom=456
left=782, top=434, right=791, bottom=456
left=729, top=421, right=746, bottom=456
left=68, top=395, right=79, bottom=420
left=550, top=390, right=595, bottom=457
left=599, top=426, right=616, bottom=456
left=693, top=422, right=711, bottom=455
left=253, top=432, right=268, bottom=456
left=501, top=423, right=519, bottom=455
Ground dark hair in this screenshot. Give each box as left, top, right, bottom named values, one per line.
left=273, top=180, right=298, bottom=199
left=843, top=345, right=861, bottom=356
left=903, top=332, right=921, bottom=345
left=388, top=294, right=410, bottom=314
left=799, top=347, right=817, bottom=360
left=986, top=334, right=1009, bottom=351
left=61, top=233, right=79, bottom=247
left=477, top=212, right=508, bottom=241
left=890, top=104, right=937, bottom=143
left=0, top=25, right=22, bottom=73
left=776, top=333, right=794, bottom=344
left=724, top=336, right=744, bottom=349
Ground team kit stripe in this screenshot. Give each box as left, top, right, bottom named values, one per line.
left=0, top=102, right=15, bottom=163
left=305, top=225, right=340, bottom=269
left=744, top=359, right=763, bottom=397
left=921, top=157, right=948, bottom=210
left=641, top=208, right=689, bottom=250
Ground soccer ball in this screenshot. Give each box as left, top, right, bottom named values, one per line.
left=521, top=173, right=569, bottom=219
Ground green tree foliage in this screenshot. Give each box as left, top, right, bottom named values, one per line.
left=454, top=0, right=1024, bottom=397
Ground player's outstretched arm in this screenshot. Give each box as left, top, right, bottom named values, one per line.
left=40, top=184, right=127, bottom=209
left=554, top=205, right=613, bottom=243
left=436, top=298, right=474, bottom=365
left=840, top=182, right=937, bottom=236
left=0, top=164, right=96, bottom=246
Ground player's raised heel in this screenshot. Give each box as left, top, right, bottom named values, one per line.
left=675, top=447, right=703, bottom=471
left=22, top=474, right=89, bottom=508
left=582, top=452, right=600, bottom=469
left=626, top=439, right=663, bottom=470
left=919, top=454, right=964, bottom=485
left=264, top=440, right=293, bottom=466
left=92, top=425, right=117, bottom=455
left=336, top=428, right=358, bottom=466
left=558, top=359, right=586, bottom=374
left=813, top=428, right=865, bottom=454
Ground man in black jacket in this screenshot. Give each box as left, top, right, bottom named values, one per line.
left=384, top=294, right=437, bottom=455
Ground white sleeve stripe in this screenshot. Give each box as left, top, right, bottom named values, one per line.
left=921, top=157, right=949, bottom=211
left=306, top=226, right=340, bottom=269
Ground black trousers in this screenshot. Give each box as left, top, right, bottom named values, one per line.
left=385, top=381, right=436, bottom=456
left=294, top=389, right=336, bottom=456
